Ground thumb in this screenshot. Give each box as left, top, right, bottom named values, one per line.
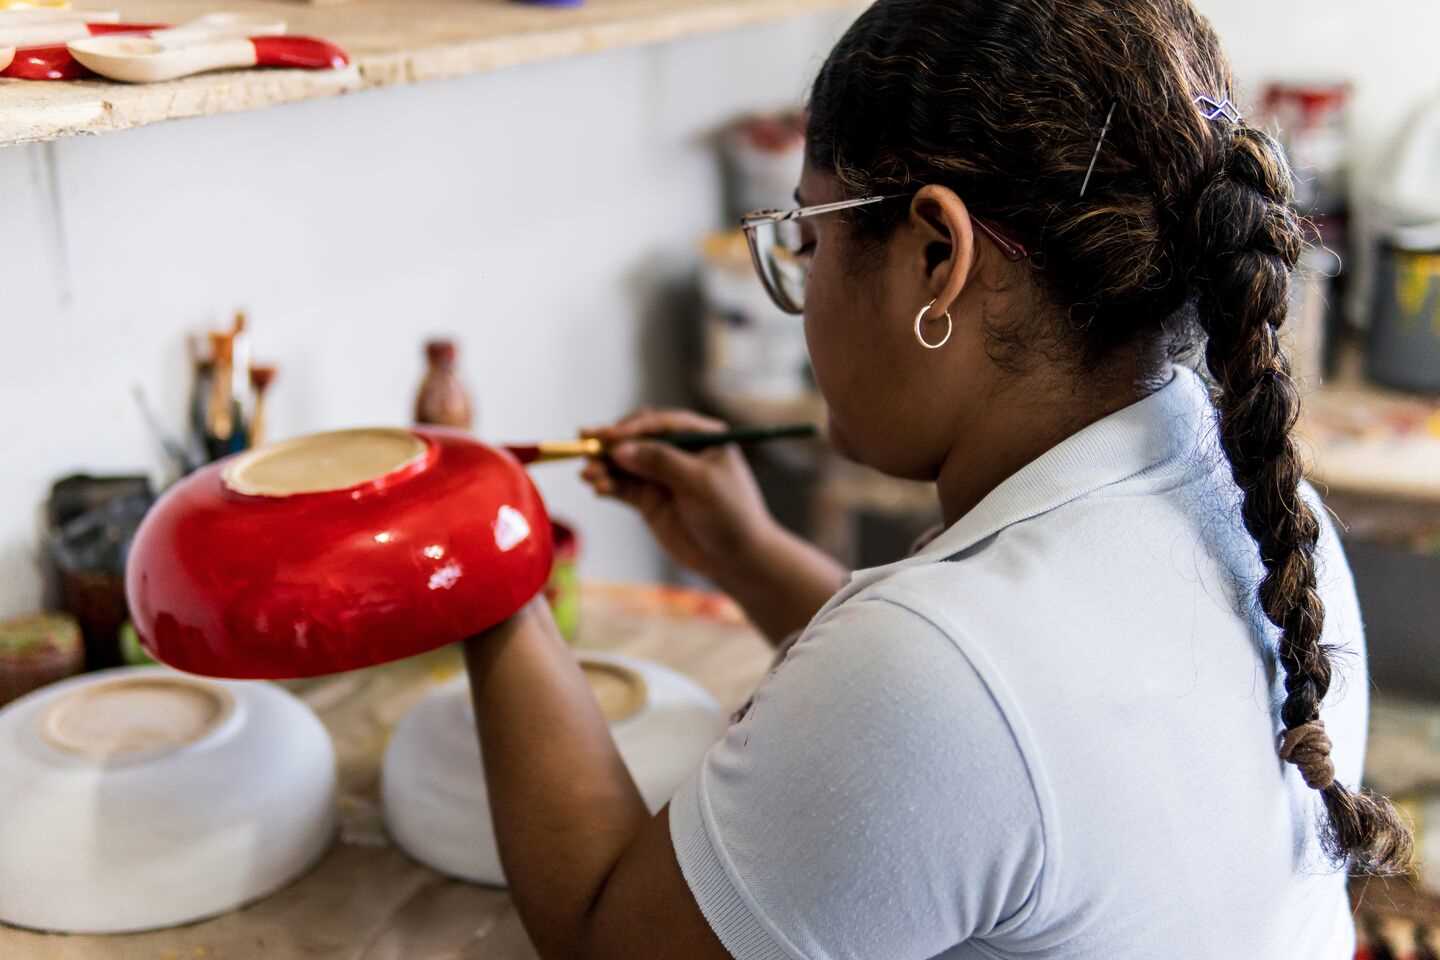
left=609, top=441, right=708, bottom=495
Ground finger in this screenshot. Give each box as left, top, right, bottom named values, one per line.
left=627, top=409, right=729, bottom=438
left=584, top=409, right=728, bottom=443
left=579, top=463, right=614, bottom=498
left=609, top=441, right=710, bottom=496
left=581, top=408, right=653, bottom=442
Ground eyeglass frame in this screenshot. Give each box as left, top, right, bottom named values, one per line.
left=739, top=193, right=1031, bottom=316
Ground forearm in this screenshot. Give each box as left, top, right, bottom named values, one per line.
left=711, top=522, right=848, bottom=644
left=462, top=600, right=648, bottom=958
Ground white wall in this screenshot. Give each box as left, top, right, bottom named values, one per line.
left=0, top=0, right=1433, bottom=619
left=0, top=12, right=855, bottom=618
left=1194, top=0, right=1440, bottom=189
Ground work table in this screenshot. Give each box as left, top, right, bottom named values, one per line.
left=3, top=583, right=1438, bottom=955
left=0, top=581, right=773, bottom=959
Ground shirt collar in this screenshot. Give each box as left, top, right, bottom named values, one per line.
left=824, top=365, right=1213, bottom=608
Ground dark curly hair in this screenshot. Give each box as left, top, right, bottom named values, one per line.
left=807, top=0, right=1411, bottom=874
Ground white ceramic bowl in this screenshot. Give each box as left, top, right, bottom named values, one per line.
left=0, top=666, right=337, bottom=933
left=383, top=652, right=725, bottom=885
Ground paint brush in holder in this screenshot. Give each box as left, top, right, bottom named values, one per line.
left=197, top=312, right=252, bottom=462
left=506, top=423, right=818, bottom=465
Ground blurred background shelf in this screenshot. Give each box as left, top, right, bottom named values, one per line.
left=0, top=0, right=860, bottom=146
left=1300, top=347, right=1440, bottom=512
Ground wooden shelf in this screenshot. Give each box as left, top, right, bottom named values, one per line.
left=0, top=0, right=858, bottom=147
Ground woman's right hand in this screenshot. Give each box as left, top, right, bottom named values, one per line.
left=580, top=410, right=776, bottom=585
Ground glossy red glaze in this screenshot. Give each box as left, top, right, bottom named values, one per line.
left=251, top=35, right=350, bottom=70
left=88, top=23, right=168, bottom=36
left=2, top=44, right=81, bottom=80
left=3, top=24, right=166, bottom=81
left=125, top=429, right=554, bottom=680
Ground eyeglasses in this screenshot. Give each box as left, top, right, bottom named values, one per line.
left=739, top=193, right=1030, bottom=316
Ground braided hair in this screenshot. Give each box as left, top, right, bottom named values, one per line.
left=807, top=0, right=1411, bottom=873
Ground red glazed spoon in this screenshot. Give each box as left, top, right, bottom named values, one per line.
left=69, top=33, right=348, bottom=83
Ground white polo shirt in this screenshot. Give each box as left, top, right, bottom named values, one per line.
left=670, top=366, right=1366, bottom=959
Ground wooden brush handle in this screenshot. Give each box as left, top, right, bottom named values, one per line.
left=509, top=424, right=817, bottom=466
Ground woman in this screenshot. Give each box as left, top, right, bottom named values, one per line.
left=462, top=1, right=1411, bottom=956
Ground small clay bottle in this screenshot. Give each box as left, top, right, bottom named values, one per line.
left=415, top=339, right=475, bottom=431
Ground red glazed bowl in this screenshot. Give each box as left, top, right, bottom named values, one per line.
left=125, top=428, right=553, bottom=679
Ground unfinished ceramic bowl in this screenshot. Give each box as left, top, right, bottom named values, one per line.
left=382, top=653, right=725, bottom=885
left=126, top=427, right=554, bottom=679
left=0, top=666, right=336, bottom=933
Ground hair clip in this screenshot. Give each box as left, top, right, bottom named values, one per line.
left=1080, top=100, right=1117, bottom=199
left=1194, top=95, right=1242, bottom=124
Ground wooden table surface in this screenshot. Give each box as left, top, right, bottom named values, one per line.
left=0, top=582, right=774, bottom=960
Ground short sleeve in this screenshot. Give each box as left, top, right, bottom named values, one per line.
left=669, top=596, right=1045, bottom=960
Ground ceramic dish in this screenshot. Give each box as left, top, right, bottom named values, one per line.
left=126, top=427, right=554, bottom=680
left=0, top=13, right=287, bottom=80
left=383, top=652, right=725, bottom=885
left=68, top=32, right=345, bottom=84
left=0, top=666, right=336, bottom=933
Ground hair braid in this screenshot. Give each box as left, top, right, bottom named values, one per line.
left=1190, top=125, right=1412, bottom=873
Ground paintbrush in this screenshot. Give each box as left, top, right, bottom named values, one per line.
left=506, top=423, right=818, bottom=465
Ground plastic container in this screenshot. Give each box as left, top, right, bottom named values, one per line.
left=721, top=111, right=806, bottom=220
left=700, top=231, right=810, bottom=401
left=1377, top=92, right=1440, bottom=229
left=0, top=613, right=83, bottom=708
left=1260, top=82, right=1351, bottom=217
left=1369, top=222, right=1440, bottom=393
left=545, top=520, right=581, bottom=643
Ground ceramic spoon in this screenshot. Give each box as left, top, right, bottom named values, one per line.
left=147, top=13, right=288, bottom=48
left=5, top=14, right=287, bottom=80
left=69, top=33, right=348, bottom=83
left=0, top=46, right=12, bottom=71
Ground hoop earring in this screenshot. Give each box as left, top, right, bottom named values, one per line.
left=914, top=300, right=953, bottom=350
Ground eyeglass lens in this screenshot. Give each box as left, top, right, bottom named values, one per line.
left=747, top=219, right=808, bottom=315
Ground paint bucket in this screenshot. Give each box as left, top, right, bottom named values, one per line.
left=1369, top=222, right=1440, bottom=393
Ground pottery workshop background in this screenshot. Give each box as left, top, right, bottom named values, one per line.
left=0, top=0, right=1435, bottom=618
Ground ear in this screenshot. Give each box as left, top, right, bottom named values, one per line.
left=908, top=185, right=977, bottom=317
